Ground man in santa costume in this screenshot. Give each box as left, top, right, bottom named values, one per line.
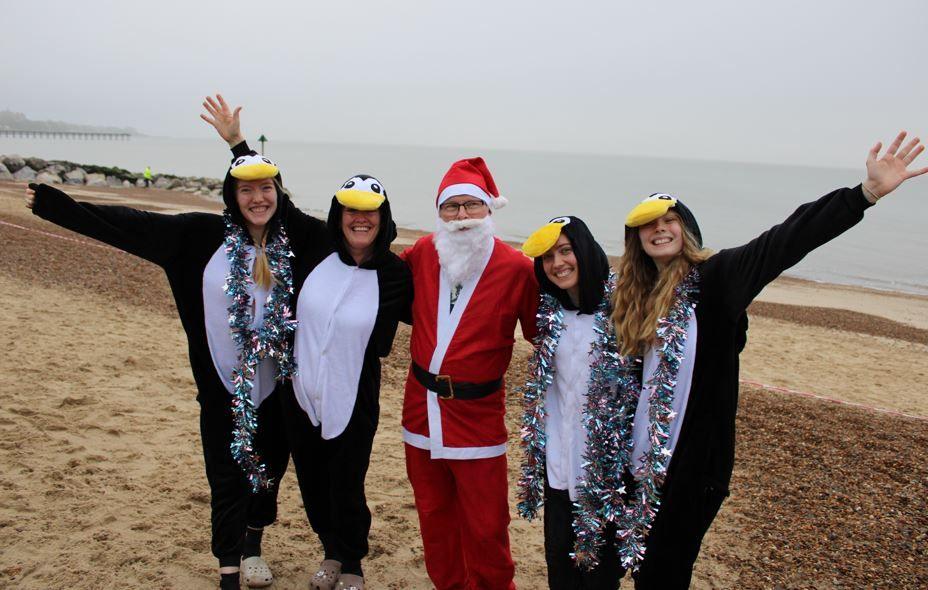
left=401, top=157, right=539, bottom=589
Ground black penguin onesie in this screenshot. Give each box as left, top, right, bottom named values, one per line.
left=28, top=150, right=328, bottom=568
left=272, top=166, right=413, bottom=577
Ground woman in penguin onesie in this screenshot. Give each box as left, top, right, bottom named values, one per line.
left=521, top=131, right=926, bottom=589
left=287, top=175, right=411, bottom=590
left=517, top=215, right=624, bottom=588
left=202, top=95, right=413, bottom=590
left=25, top=146, right=328, bottom=590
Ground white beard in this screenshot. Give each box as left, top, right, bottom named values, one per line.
left=433, top=216, right=496, bottom=286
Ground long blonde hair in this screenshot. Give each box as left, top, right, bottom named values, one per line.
left=610, top=222, right=712, bottom=356
left=252, top=233, right=273, bottom=290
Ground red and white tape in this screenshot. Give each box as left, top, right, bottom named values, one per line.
left=1, top=219, right=123, bottom=253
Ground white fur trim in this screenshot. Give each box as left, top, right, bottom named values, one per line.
left=492, top=195, right=508, bottom=209
left=402, top=429, right=507, bottom=459
left=437, top=183, right=491, bottom=207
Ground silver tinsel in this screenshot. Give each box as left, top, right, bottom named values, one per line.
left=223, top=213, right=296, bottom=492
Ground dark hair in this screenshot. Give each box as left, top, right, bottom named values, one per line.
left=533, top=216, right=610, bottom=315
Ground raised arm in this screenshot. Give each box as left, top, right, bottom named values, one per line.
left=26, top=183, right=191, bottom=267
left=200, top=94, right=330, bottom=253
left=200, top=93, right=245, bottom=148
left=707, top=131, right=926, bottom=317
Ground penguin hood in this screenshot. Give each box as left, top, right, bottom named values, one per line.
left=527, top=215, right=610, bottom=315
left=221, top=151, right=290, bottom=237
left=625, top=192, right=703, bottom=247
left=327, top=174, right=398, bottom=269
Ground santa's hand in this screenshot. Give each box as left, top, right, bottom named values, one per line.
left=24, top=183, right=36, bottom=209
left=863, top=131, right=928, bottom=200
left=200, top=94, right=245, bottom=147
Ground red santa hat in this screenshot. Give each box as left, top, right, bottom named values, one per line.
left=436, top=157, right=508, bottom=210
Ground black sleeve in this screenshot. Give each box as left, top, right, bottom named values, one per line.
left=230, top=139, right=252, bottom=158
left=374, top=256, right=414, bottom=355
left=30, top=183, right=190, bottom=268
left=704, top=185, right=872, bottom=318
left=398, top=258, right=414, bottom=326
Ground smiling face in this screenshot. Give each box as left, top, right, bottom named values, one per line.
left=638, top=210, right=684, bottom=267
left=541, top=233, right=580, bottom=301
left=341, top=207, right=381, bottom=263
left=235, top=178, right=278, bottom=235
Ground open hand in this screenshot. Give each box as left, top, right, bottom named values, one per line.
left=200, top=94, right=245, bottom=147
left=863, top=131, right=927, bottom=199
left=24, top=184, right=35, bottom=209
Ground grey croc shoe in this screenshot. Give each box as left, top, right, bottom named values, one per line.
left=240, top=556, right=273, bottom=588
left=309, top=559, right=342, bottom=590
left=335, top=573, right=364, bottom=590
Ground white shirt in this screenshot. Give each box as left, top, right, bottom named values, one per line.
left=630, top=309, right=698, bottom=477
left=545, top=310, right=597, bottom=501
left=292, top=253, right=379, bottom=440
left=202, top=244, right=277, bottom=408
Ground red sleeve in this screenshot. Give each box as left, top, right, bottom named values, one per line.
left=400, top=237, right=419, bottom=267
left=518, top=257, right=539, bottom=342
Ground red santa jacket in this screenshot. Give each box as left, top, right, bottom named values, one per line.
left=401, top=234, right=538, bottom=459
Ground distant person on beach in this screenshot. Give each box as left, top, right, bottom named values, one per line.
left=144, top=165, right=153, bottom=188
left=23, top=145, right=324, bottom=589
left=202, top=94, right=413, bottom=590
left=400, top=158, right=538, bottom=589
left=517, top=131, right=927, bottom=589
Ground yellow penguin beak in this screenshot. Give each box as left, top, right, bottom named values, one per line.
left=625, top=198, right=676, bottom=227
left=335, top=189, right=386, bottom=211
left=230, top=162, right=279, bottom=181
left=522, top=221, right=567, bottom=258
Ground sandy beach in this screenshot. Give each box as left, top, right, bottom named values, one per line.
left=1, top=181, right=925, bottom=589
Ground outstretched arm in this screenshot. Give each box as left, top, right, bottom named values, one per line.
left=25, top=183, right=190, bottom=267
left=708, top=132, right=926, bottom=317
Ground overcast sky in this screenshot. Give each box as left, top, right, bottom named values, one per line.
left=3, top=0, right=926, bottom=167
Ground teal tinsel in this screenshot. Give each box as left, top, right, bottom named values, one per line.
left=223, top=213, right=297, bottom=492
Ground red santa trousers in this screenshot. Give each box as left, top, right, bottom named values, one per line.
left=405, top=444, right=516, bottom=590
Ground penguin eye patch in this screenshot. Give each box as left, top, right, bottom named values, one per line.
left=371, top=184, right=381, bottom=194
left=344, top=180, right=355, bottom=189
left=549, top=216, right=571, bottom=225
left=262, top=158, right=272, bottom=164
left=235, top=158, right=245, bottom=166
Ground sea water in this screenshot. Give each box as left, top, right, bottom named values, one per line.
left=3, top=135, right=925, bottom=295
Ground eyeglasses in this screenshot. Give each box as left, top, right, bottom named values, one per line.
left=439, top=200, right=487, bottom=215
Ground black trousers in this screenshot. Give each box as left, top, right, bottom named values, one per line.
left=280, top=383, right=378, bottom=577
left=199, top=388, right=290, bottom=567
left=543, top=476, right=726, bottom=590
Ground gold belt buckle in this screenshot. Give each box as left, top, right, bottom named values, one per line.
left=435, top=375, right=454, bottom=400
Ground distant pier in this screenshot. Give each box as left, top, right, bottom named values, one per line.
left=0, top=130, right=131, bottom=140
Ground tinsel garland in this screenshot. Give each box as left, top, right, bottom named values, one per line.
left=516, top=267, right=700, bottom=571
left=223, top=213, right=297, bottom=492
left=613, top=267, right=699, bottom=569
left=517, top=273, right=623, bottom=561
left=571, top=273, right=635, bottom=567
left=516, top=290, right=565, bottom=520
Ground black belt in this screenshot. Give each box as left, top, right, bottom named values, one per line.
left=411, top=362, right=502, bottom=401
